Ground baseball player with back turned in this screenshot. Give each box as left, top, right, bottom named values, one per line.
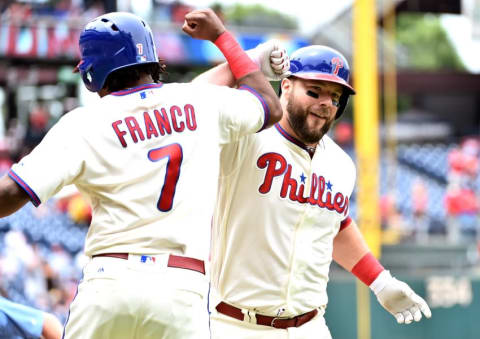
left=0, top=8, right=282, bottom=339
left=195, top=44, right=432, bottom=338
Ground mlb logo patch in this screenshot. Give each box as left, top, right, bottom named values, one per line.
left=140, top=91, right=146, bottom=99
left=140, top=255, right=156, bottom=263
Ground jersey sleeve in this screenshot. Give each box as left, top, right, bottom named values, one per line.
left=216, top=85, right=269, bottom=144
left=9, top=110, right=85, bottom=206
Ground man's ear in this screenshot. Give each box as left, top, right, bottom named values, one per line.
left=279, top=77, right=292, bottom=97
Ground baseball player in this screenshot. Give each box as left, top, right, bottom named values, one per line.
left=0, top=296, right=63, bottom=339
left=196, top=45, right=432, bottom=338
left=0, top=9, right=282, bottom=339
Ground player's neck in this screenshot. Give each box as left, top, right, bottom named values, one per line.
left=131, top=74, right=156, bottom=88
left=98, top=74, right=156, bottom=97
left=278, top=119, right=318, bottom=149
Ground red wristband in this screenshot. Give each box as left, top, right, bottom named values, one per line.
left=351, top=252, right=384, bottom=286
left=214, top=31, right=259, bottom=80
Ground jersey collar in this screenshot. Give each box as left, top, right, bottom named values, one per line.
left=111, top=83, right=164, bottom=96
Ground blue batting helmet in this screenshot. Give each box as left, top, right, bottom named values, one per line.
left=77, top=12, right=159, bottom=92
left=288, top=45, right=355, bottom=119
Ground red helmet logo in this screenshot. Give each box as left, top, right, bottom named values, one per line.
left=331, top=57, right=344, bottom=75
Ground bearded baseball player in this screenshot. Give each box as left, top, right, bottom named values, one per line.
left=0, top=9, right=282, bottom=339
left=196, top=45, right=432, bottom=338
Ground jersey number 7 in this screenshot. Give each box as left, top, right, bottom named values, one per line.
left=148, top=143, right=183, bottom=212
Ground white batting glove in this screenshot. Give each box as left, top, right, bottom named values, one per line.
left=246, top=40, right=290, bottom=81
left=370, top=270, right=432, bottom=324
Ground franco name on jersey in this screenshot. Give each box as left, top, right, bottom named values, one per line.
left=111, top=104, right=197, bottom=148
left=257, top=152, right=349, bottom=216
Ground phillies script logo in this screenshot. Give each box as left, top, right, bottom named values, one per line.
left=257, top=153, right=349, bottom=215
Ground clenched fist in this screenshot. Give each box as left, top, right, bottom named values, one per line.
left=246, top=40, right=290, bottom=81
left=182, top=8, right=225, bottom=42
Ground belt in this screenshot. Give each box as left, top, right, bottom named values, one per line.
left=92, top=253, right=205, bottom=275
left=216, top=302, right=318, bottom=329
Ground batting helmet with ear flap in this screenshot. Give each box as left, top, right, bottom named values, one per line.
left=77, top=12, right=159, bottom=92
left=288, top=45, right=355, bottom=119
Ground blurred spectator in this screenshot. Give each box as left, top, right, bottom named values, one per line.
left=152, top=0, right=174, bottom=22
left=0, top=140, right=13, bottom=175
left=23, top=102, right=50, bottom=156
left=170, top=1, right=193, bottom=24
left=1, top=2, right=32, bottom=23
left=0, top=224, right=84, bottom=324
left=380, top=192, right=409, bottom=244
left=212, top=3, right=226, bottom=24
left=67, top=193, right=92, bottom=225
left=445, top=137, right=480, bottom=243
left=83, top=0, right=106, bottom=21
left=333, top=121, right=353, bottom=146
left=411, top=177, right=429, bottom=242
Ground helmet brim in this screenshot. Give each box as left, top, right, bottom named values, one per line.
left=291, top=72, right=355, bottom=95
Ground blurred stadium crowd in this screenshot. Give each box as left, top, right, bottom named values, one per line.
left=0, top=0, right=479, bottom=326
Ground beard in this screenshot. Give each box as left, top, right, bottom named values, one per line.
left=286, top=98, right=334, bottom=144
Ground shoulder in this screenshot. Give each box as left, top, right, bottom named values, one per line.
left=322, top=135, right=356, bottom=170
left=165, top=81, right=220, bottom=93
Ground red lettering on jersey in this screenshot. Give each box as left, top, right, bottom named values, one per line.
left=257, top=152, right=349, bottom=215
left=154, top=108, right=172, bottom=135
left=125, top=116, right=145, bottom=143
left=280, top=164, right=298, bottom=201
left=257, top=153, right=287, bottom=194
left=111, top=105, right=198, bottom=147
left=333, top=192, right=344, bottom=212
left=317, top=176, right=326, bottom=208
left=308, top=174, right=318, bottom=205
left=324, top=191, right=335, bottom=210
left=144, top=111, right=159, bottom=139
left=297, top=182, right=307, bottom=203
left=342, top=196, right=349, bottom=216
left=112, top=120, right=127, bottom=148
left=184, top=104, right=197, bottom=131
left=170, top=106, right=185, bottom=132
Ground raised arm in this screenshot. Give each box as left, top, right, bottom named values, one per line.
left=182, top=8, right=282, bottom=128
left=193, top=40, right=290, bottom=87
left=333, top=219, right=432, bottom=324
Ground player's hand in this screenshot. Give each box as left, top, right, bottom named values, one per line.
left=246, top=40, right=291, bottom=81
left=370, top=270, right=432, bottom=324
left=183, top=8, right=225, bottom=42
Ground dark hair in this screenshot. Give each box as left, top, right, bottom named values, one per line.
left=103, top=60, right=167, bottom=92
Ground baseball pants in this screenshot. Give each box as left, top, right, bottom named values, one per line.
left=210, top=306, right=332, bottom=339
left=63, top=255, right=210, bottom=339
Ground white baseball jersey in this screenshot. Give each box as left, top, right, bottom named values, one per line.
left=9, top=82, right=268, bottom=261
left=211, top=123, right=356, bottom=317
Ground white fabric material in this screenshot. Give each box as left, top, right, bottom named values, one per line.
left=63, top=256, right=209, bottom=339
left=211, top=126, right=356, bottom=317
left=246, top=40, right=291, bottom=81
left=10, top=82, right=266, bottom=260
left=371, top=270, right=432, bottom=324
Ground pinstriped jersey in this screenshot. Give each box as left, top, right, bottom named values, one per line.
left=9, top=82, right=268, bottom=261
left=211, top=123, right=356, bottom=317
